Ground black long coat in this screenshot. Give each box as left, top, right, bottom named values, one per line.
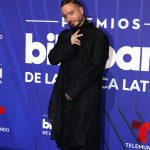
left=48, top=20, right=109, bottom=149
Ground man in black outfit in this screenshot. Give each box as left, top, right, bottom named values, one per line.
left=48, top=0, right=109, bottom=149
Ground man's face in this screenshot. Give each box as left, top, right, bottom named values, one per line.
left=61, top=3, right=84, bottom=28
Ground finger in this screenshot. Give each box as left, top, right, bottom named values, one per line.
left=74, top=41, right=81, bottom=46
left=75, top=39, right=80, bottom=43
left=66, top=97, right=70, bottom=101
left=65, top=95, right=70, bottom=101
left=74, top=29, right=80, bottom=35
left=73, top=39, right=79, bottom=43
left=76, top=34, right=83, bottom=38
left=65, top=93, right=71, bottom=101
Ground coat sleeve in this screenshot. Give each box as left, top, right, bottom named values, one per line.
left=48, top=30, right=75, bottom=65
left=66, top=35, right=109, bottom=100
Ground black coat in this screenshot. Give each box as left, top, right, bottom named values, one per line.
left=48, top=20, right=109, bottom=149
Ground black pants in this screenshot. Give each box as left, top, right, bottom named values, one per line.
left=60, top=96, right=100, bottom=150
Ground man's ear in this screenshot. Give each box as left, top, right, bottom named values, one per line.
left=79, top=7, right=84, bottom=15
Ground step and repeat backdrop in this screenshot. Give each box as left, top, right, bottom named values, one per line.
left=0, top=0, right=150, bottom=149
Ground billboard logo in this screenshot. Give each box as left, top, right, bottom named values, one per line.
left=42, top=119, right=52, bottom=130
left=42, top=118, right=52, bottom=136
left=132, top=120, right=150, bottom=144
left=25, top=33, right=58, bottom=65
left=25, top=35, right=150, bottom=72
left=106, top=46, right=150, bottom=71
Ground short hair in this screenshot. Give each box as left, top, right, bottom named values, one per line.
left=61, top=0, right=83, bottom=7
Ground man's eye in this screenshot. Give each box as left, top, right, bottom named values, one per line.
left=70, top=11, right=74, bottom=15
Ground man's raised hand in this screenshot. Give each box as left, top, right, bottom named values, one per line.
left=71, top=29, right=83, bottom=46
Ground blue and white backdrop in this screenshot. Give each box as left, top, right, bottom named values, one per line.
left=0, top=0, right=150, bottom=150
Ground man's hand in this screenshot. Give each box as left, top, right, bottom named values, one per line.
left=71, top=29, right=83, bottom=46
left=65, top=92, right=72, bottom=101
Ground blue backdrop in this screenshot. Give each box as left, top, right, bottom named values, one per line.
left=0, top=0, right=150, bottom=150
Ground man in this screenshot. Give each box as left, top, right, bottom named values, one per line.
left=48, top=0, right=109, bottom=149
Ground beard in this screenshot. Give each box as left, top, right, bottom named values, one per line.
left=69, top=20, right=80, bottom=28
left=68, top=17, right=84, bottom=29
